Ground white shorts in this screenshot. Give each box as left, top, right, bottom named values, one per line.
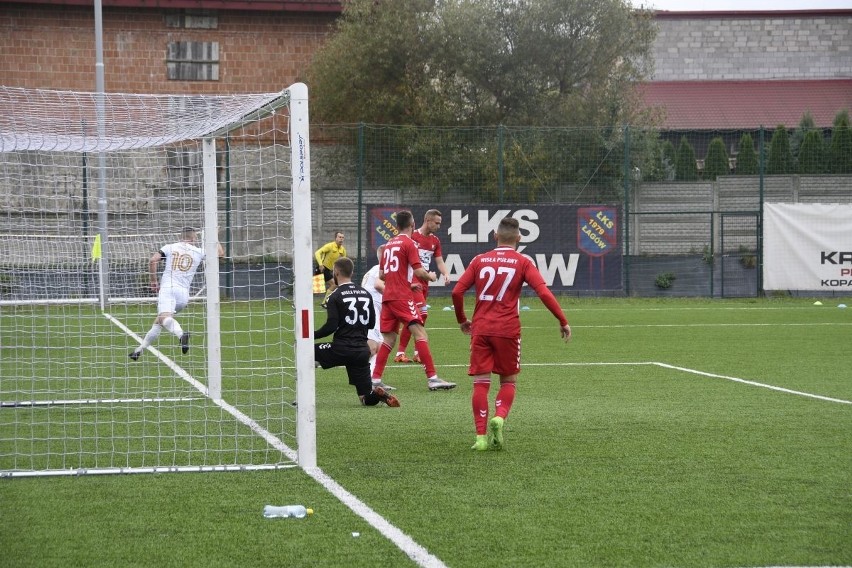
left=157, top=286, right=189, bottom=315
left=367, top=326, right=382, bottom=344
left=367, top=301, right=383, bottom=343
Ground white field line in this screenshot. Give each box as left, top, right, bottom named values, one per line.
left=104, top=312, right=210, bottom=395
left=306, top=467, right=449, bottom=568
left=424, top=322, right=852, bottom=331
left=1, top=397, right=202, bottom=408
left=104, top=314, right=847, bottom=564
left=359, top=361, right=852, bottom=405
left=514, top=305, right=852, bottom=312
left=105, top=312, right=448, bottom=568
left=651, top=362, right=852, bottom=405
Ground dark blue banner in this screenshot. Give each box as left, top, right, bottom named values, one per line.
left=365, top=204, right=622, bottom=292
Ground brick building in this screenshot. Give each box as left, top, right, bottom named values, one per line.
left=0, top=0, right=342, bottom=94
left=2, top=3, right=849, bottom=127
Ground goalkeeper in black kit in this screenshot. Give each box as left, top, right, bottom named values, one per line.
left=314, top=257, right=400, bottom=407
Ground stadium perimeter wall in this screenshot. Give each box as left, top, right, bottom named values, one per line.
left=2, top=159, right=851, bottom=261
left=2, top=143, right=851, bottom=298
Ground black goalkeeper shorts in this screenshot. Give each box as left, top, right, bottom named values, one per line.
left=314, top=343, right=372, bottom=396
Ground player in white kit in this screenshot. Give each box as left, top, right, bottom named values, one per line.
left=129, top=227, right=224, bottom=360
left=360, top=245, right=393, bottom=389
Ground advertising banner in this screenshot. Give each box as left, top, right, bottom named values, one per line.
left=764, top=202, right=852, bottom=291
left=365, top=204, right=622, bottom=292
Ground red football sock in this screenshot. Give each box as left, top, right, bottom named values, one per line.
left=472, top=379, right=490, bottom=435
left=495, top=382, right=516, bottom=419
left=412, top=314, right=427, bottom=356
left=414, top=338, right=436, bottom=377
left=398, top=325, right=411, bottom=353
left=371, top=342, right=393, bottom=379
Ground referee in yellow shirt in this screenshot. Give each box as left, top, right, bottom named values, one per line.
left=315, top=230, right=347, bottom=307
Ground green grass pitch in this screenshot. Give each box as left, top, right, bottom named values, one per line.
left=1, top=296, right=850, bottom=567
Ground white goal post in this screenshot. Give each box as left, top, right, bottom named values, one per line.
left=0, top=83, right=316, bottom=476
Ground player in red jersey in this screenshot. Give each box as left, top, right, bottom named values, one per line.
left=373, top=210, right=457, bottom=391
left=395, top=209, right=451, bottom=364
left=451, top=216, right=571, bottom=450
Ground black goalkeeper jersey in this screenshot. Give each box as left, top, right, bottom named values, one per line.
left=314, top=282, right=376, bottom=350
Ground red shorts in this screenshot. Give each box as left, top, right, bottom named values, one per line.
left=411, top=286, right=427, bottom=316
left=380, top=298, right=423, bottom=334
left=468, top=335, right=521, bottom=377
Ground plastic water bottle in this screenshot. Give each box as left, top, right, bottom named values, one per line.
left=263, top=504, right=313, bottom=519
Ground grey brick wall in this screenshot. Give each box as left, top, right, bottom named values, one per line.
left=652, top=14, right=852, bottom=81
left=3, top=145, right=851, bottom=263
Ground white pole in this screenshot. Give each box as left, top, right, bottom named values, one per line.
left=202, top=138, right=222, bottom=400
left=94, top=0, right=109, bottom=309
left=289, top=83, right=317, bottom=469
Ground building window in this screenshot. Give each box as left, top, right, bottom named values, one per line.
left=165, top=10, right=218, bottom=29
left=166, top=42, right=219, bottom=81
left=166, top=147, right=202, bottom=188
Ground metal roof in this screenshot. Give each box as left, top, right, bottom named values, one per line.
left=637, top=79, right=852, bottom=130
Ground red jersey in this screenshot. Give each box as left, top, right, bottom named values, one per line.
left=411, top=229, right=443, bottom=289
left=452, top=246, right=567, bottom=338
left=379, top=233, right=423, bottom=301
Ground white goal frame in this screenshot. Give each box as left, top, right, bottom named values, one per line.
left=0, top=83, right=316, bottom=476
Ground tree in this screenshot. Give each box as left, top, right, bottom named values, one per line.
left=703, top=137, right=730, bottom=180
left=798, top=130, right=826, bottom=174
left=829, top=110, right=852, bottom=174
left=736, top=132, right=758, bottom=175
left=308, top=0, right=657, bottom=127
left=791, top=111, right=815, bottom=168
left=766, top=125, right=794, bottom=174
left=675, top=136, right=698, bottom=181
left=661, top=140, right=676, bottom=180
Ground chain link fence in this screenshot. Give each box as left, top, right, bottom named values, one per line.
left=310, top=123, right=852, bottom=297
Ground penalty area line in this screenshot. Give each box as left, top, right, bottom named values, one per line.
left=652, top=362, right=852, bottom=405
left=305, top=467, right=449, bottom=568
left=391, top=361, right=850, bottom=405
left=102, top=315, right=448, bottom=568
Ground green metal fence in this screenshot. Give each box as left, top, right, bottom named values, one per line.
left=311, top=123, right=852, bottom=297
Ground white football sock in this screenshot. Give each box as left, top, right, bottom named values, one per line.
left=138, top=324, right=162, bottom=351
left=162, top=317, right=184, bottom=338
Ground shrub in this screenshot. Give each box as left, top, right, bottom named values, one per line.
left=736, top=132, right=758, bottom=175
left=829, top=110, right=852, bottom=174
left=766, top=125, right=794, bottom=174
left=798, top=129, right=826, bottom=174
left=791, top=111, right=815, bottom=165
left=738, top=245, right=757, bottom=269
left=704, top=137, right=730, bottom=180
left=674, top=136, right=698, bottom=181
left=654, top=272, right=676, bottom=289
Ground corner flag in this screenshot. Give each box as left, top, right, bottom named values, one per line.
left=91, top=234, right=102, bottom=262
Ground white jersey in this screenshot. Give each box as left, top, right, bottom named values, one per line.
left=159, top=241, right=205, bottom=291
left=361, top=264, right=383, bottom=343
left=361, top=264, right=383, bottom=309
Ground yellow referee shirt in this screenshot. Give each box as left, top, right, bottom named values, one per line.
left=314, top=241, right=347, bottom=270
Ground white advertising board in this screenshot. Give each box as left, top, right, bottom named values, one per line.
left=763, top=202, right=852, bottom=291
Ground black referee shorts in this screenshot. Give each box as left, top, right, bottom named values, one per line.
left=314, top=343, right=372, bottom=396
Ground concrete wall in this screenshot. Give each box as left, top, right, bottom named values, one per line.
left=628, top=175, right=852, bottom=257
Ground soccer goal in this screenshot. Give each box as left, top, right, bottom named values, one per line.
left=0, top=84, right=316, bottom=476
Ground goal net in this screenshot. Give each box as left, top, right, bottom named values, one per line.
left=0, top=84, right=316, bottom=476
